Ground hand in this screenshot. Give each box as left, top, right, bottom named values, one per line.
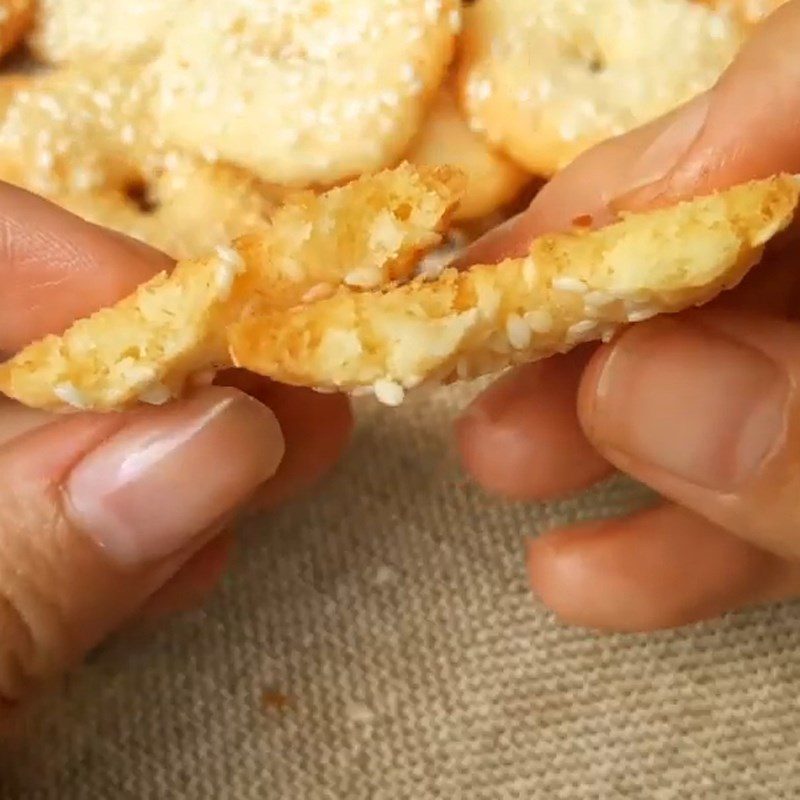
left=0, top=185, right=351, bottom=712
left=457, top=1, right=800, bottom=632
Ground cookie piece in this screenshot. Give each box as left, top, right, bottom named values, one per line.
left=0, top=65, right=281, bottom=258
left=406, top=79, right=530, bottom=221
left=0, top=165, right=462, bottom=412
left=152, top=0, right=461, bottom=186
left=0, top=0, right=33, bottom=60
left=28, top=0, right=183, bottom=64
left=229, top=175, right=799, bottom=404
left=458, top=0, right=744, bottom=175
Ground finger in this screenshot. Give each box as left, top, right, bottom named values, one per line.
left=456, top=349, right=611, bottom=500
left=216, top=371, right=353, bottom=509
left=713, top=244, right=800, bottom=318
left=0, top=399, right=52, bottom=447
left=0, top=386, right=283, bottom=707
left=528, top=503, right=800, bottom=632
left=578, top=310, right=800, bottom=561
left=135, top=533, right=235, bottom=622
left=464, top=0, right=800, bottom=263
left=455, top=246, right=800, bottom=502
left=0, top=183, right=172, bottom=355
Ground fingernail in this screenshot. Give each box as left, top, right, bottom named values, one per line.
left=65, top=388, right=284, bottom=566
left=589, top=318, right=789, bottom=490
left=609, top=92, right=711, bottom=209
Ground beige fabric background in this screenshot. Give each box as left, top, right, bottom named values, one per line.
left=2, top=384, right=800, bottom=799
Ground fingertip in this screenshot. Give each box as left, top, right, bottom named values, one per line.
left=527, top=504, right=791, bottom=632
left=136, top=533, right=235, bottom=622
left=457, top=355, right=612, bottom=501
left=217, top=372, right=353, bottom=509
left=0, top=184, right=173, bottom=352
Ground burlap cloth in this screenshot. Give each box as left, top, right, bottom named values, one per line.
left=2, top=383, right=800, bottom=799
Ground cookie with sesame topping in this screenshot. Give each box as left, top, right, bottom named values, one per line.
left=0, top=62, right=159, bottom=197
left=29, top=0, right=183, bottom=64
left=0, top=66, right=282, bottom=258
left=0, top=164, right=463, bottom=412
left=0, top=0, right=32, bottom=60
left=457, top=0, right=744, bottom=175
left=151, top=0, right=461, bottom=187
left=49, top=154, right=283, bottom=260
left=229, top=175, right=799, bottom=402
left=406, top=78, right=530, bottom=221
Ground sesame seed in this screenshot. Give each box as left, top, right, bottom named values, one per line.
left=566, top=320, right=599, bottom=342
left=344, top=266, right=383, bottom=289
left=552, top=276, right=588, bottom=294
left=522, top=259, right=538, bottom=285
left=373, top=379, right=405, bottom=407
left=601, top=327, right=617, bottom=343
left=139, top=383, right=173, bottom=405
left=468, top=77, right=492, bottom=103
left=301, top=282, right=336, bottom=303
left=448, top=8, right=462, bottom=32
left=627, top=308, right=658, bottom=322
left=54, top=382, right=89, bottom=410
left=505, top=314, right=532, bottom=350
left=214, top=244, right=245, bottom=271
left=524, top=309, right=553, bottom=333
left=583, top=290, right=614, bottom=308
left=190, top=369, right=217, bottom=387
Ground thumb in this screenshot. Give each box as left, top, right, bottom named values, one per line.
left=577, top=308, right=800, bottom=563
left=0, top=386, right=282, bottom=708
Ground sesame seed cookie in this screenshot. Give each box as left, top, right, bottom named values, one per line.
left=457, top=0, right=745, bottom=175
left=48, top=155, right=281, bottom=260
left=0, top=165, right=462, bottom=412
left=406, top=78, right=530, bottom=221
left=0, top=0, right=32, bottom=60
left=28, top=0, right=183, bottom=64
left=151, top=0, right=461, bottom=187
left=0, top=61, right=159, bottom=197
left=229, top=174, right=798, bottom=405
left=0, top=65, right=281, bottom=258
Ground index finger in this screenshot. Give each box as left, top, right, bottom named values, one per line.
left=0, top=183, right=171, bottom=356
left=465, top=0, right=800, bottom=264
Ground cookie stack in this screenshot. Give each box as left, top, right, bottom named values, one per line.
left=0, top=0, right=780, bottom=258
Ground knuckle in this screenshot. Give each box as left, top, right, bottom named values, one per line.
left=0, top=500, right=72, bottom=707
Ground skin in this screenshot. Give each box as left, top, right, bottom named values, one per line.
left=457, top=0, right=800, bottom=632
left=0, top=187, right=352, bottom=714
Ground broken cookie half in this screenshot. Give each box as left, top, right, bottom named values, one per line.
left=0, top=165, right=797, bottom=413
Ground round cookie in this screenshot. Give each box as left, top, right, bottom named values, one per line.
left=406, top=79, right=530, bottom=221
left=0, top=0, right=33, bottom=60
left=0, top=61, right=159, bottom=196
left=0, top=65, right=280, bottom=258
left=152, top=0, right=461, bottom=187
left=51, top=155, right=280, bottom=260
left=457, top=0, right=745, bottom=175
left=28, top=0, right=183, bottom=64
